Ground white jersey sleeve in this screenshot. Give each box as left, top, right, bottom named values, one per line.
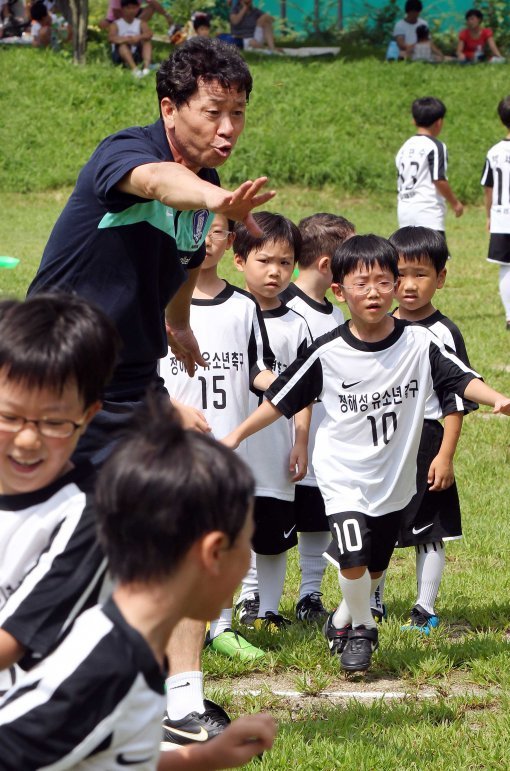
left=481, top=139, right=510, bottom=233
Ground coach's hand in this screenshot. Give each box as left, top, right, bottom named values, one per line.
left=166, top=322, right=208, bottom=377
left=207, top=177, right=276, bottom=236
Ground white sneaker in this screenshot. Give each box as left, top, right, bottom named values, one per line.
left=141, top=68, right=151, bottom=76
left=132, top=69, right=144, bottom=79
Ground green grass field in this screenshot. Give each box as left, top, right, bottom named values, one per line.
left=1, top=47, right=510, bottom=769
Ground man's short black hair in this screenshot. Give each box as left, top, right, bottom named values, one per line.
left=0, top=293, right=119, bottom=407
left=412, top=97, right=446, bottom=127
left=389, top=226, right=448, bottom=273
left=405, top=0, right=423, bottom=13
left=96, top=391, right=254, bottom=583
left=30, top=1, right=48, bottom=21
left=234, top=212, right=302, bottom=263
left=297, top=213, right=355, bottom=269
left=157, top=37, right=252, bottom=107
left=332, top=235, right=399, bottom=284
left=466, top=8, right=483, bottom=21
left=497, top=95, right=510, bottom=129
left=192, top=12, right=210, bottom=31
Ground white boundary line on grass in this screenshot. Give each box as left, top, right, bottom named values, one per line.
left=232, top=689, right=436, bottom=700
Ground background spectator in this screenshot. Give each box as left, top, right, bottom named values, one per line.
left=411, top=23, right=443, bottom=62
left=392, top=0, right=427, bottom=60
left=457, top=8, right=504, bottom=63
left=108, top=0, right=152, bottom=77
left=230, top=0, right=279, bottom=53
left=99, top=0, right=171, bottom=32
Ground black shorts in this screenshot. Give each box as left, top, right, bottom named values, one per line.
left=397, top=420, right=462, bottom=547
left=487, top=233, right=510, bottom=265
left=294, top=484, right=329, bottom=533
left=111, top=45, right=142, bottom=65
left=324, top=510, right=402, bottom=572
left=252, top=496, right=297, bottom=555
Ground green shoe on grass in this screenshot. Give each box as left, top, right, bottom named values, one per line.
left=206, top=629, right=265, bottom=662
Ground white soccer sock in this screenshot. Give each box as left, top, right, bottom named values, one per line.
left=237, top=550, right=259, bottom=604
left=337, top=569, right=376, bottom=629
left=209, top=608, right=233, bottom=639
left=332, top=598, right=352, bottom=629
left=298, top=531, right=330, bottom=599
left=499, top=264, right=510, bottom=320
left=256, top=551, right=287, bottom=616
left=369, top=570, right=387, bottom=610
left=415, top=541, right=445, bottom=615
left=166, top=671, right=205, bottom=720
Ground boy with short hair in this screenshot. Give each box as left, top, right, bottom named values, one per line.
left=108, top=0, right=153, bottom=78
left=0, top=293, right=118, bottom=691
left=480, top=95, right=510, bottom=330
left=234, top=211, right=312, bottom=631
left=396, top=97, right=464, bottom=238
left=369, top=226, right=478, bottom=631
left=224, top=234, right=510, bottom=673
left=158, top=212, right=273, bottom=745
left=279, top=213, right=353, bottom=622
left=0, top=393, right=276, bottom=769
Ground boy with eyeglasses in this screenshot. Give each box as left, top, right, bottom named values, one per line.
left=159, top=212, right=275, bottom=744
left=223, top=234, right=510, bottom=673
left=0, top=293, right=118, bottom=692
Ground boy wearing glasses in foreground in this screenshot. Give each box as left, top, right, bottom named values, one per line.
left=223, top=234, right=510, bottom=673
left=0, top=294, right=118, bottom=690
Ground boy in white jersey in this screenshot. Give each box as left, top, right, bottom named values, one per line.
left=0, top=294, right=118, bottom=693
left=0, top=393, right=276, bottom=770
left=480, top=94, right=510, bottom=330
left=109, top=0, right=153, bottom=77
left=223, top=234, right=510, bottom=673
left=280, top=213, right=353, bottom=623
left=396, top=97, right=464, bottom=239
left=159, top=213, right=274, bottom=747
left=369, top=226, right=478, bottom=631
left=234, top=212, right=312, bottom=631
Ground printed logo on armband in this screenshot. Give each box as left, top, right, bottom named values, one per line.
left=192, top=209, right=209, bottom=246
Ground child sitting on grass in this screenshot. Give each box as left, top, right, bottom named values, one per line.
left=0, top=393, right=276, bottom=769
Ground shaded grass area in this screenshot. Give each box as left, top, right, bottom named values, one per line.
left=2, top=47, right=510, bottom=201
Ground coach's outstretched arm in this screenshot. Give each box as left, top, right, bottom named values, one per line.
left=223, top=399, right=286, bottom=450
left=118, top=165, right=275, bottom=236
left=463, top=380, right=510, bottom=414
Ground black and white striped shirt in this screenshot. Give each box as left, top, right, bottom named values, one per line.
left=0, top=598, right=165, bottom=770
left=396, top=134, right=448, bottom=230
left=481, top=138, right=510, bottom=234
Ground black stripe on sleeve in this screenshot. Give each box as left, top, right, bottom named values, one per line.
left=428, top=340, right=480, bottom=403
left=427, top=137, right=447, bottom=181
left=266, top=344, right=324, bottom=419
left=480, top=158, right=493, bottom=187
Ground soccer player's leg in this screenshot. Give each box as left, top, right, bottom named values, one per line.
left=295, top=484, right=330, bottom=623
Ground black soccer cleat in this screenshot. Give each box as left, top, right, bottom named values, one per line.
left=161, top=699, right=230, bottom=748
left=296, top=592, right=329, bottom=623
left=371, top=603, right=387, bottom=624
left=323, top=613, right=352, bottom=656
left=235, top=593, right=260, bottom=627
left=340, top=626, right=379, bottom=672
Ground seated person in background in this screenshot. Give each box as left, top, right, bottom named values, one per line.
left=30, top=1, right=71, bottom=47
left=230, top=0, right=278, bottom=53
left=411, top=24, right=443, bottom=61
left=191, top=10, right=211, bottom=37
left=392, top=0, right=427, bottom=59
left=99, top=0, right=171, bottom=31
left=457, top=8, right=504, bottom=62
left=108, top=0, right=153, bottom=78
left=0, top=0, right=28, bottom=37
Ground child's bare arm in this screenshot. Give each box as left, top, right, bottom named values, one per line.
left=463, top=380, right=510, bottom=414
left=433, top=180, right=464, bottom=217
left=140, top=20, right=153, bottom=40
left=252, top=369, right=277, bottom=391
left=484, top=187, right=493, bottom=231
left=289, top=405, right=312, bottom=482
left=222, top=400, right=283, bottom=450
left=157, top=713, right=277, bottom=770
left=428, top=412, right=462, bottom=491
left=0, top=628, right=25, bottom=671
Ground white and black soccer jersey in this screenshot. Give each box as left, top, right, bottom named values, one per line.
left=280, top=283, right=344, bottom=487
left=0, top=598, right=165, bottom=770
left=398, top=309, right=478, bottom=420
left=246, top=305, right=311, bottom=501
left=396, top=134, right=448, bottom=230
left=481, top=138, right=510, bottom=235
left=265, top=319, right=480, bottom=517
left=0, top=463, right=106, bottom=676
left=159, top=282, right=273, bottom=443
